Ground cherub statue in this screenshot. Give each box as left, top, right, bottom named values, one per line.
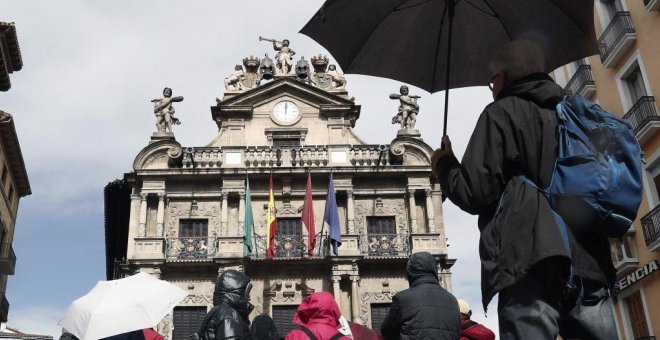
left=327, top=64, right=347, bottom=89
left=389, top=85, right=420, bottom=130
left=261, top=37, right=295, bottom=75
left=224, top=65, right=245, bottom=91
left=152, top=87, right=183, bottom=133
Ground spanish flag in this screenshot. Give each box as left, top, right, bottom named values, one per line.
left=266, top=174, right=277, bottom=259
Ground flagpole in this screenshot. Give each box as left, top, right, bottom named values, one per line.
left=318, top=167, right=331, bottom=257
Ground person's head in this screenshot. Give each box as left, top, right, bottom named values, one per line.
left=457, top=299, right=472, bottom=320
left=282, top=39, right=290, bottom=46
left=251, top=314, right=279, bottom=340
left=489, top=40, right=545, bottom=99
left=405, top=251, right=438, bottom=284
left=163, top=87, right=172, bottom=97
left=400, top=85, right=409, bottom=95
left=293, top=291, right=341, bottom=327
left=213, top=269, right=254, bottom=316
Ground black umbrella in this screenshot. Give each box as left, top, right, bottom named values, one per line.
left=301, top=0, right=598, bottom=136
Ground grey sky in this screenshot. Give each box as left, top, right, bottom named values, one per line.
left=1, top=1, right=495, bottom=336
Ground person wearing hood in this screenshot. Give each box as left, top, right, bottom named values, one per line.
left=457, top=299, right=495, bottom=340
left=432, top=40, right=618, bottom=339
left=380, top=252, right=460, bottom=340
left=251, top=314, right=279, bottom=340
left=195, top=269, right=254, bottom=339
left=285, top=292, right=350, bottom=340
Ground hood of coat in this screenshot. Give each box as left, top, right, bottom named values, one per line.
left=213, top=269, right=254, bottom=316
left=496, top=72, right=566, bottom=110
left=293, top=291, right=341, bottom=328
left=405, top=251, right=439, bottom=285
left=251, top=314, right=280, bottom=340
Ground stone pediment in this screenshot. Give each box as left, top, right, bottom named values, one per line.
left=133, top=138, right=183, bottom=171
left=389, top=136, right=435, bottom=166
left=212, top=77, right=356, bottom=121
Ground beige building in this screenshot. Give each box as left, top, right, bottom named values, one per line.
left=105, top=51, right=454, bottom=338
left=553, top=1, right=659, bottom=339
left=0, top=22, right=31, bottom=324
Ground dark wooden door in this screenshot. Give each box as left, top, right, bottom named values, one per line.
left=172, top=306, right=207, bottom=340
left=272, top=305, right=299, bottom=338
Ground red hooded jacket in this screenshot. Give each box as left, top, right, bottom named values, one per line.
left=459, top=319, right=495, bottom=340
left=285, top=292, right=351, bottom=340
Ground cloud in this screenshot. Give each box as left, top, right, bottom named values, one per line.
left=6, top=305, right=63, bottom=338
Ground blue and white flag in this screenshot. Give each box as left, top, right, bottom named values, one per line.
left=324, top=173, right=341, bottom=256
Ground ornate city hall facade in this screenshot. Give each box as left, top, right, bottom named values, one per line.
left=105, top=43, right=454, bottom=339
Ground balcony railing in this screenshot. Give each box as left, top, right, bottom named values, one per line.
left=360, top=233, right=410, bottom=257
left=0, top=292, right=8, bottom=323
left=645, top=0, right=660, bottom=11
left=641, top=204, right=660, bottom=250
left=623, top=96, right=659, bottom=133
left=0, top=243, right=16, bottom=275
left=597, top=12, right=635, bottom=66
left=564, top=65, right=595, bottom=97
left=252, top=233, right=326, bottom=259
left=166, top=237, right=217, bottom=260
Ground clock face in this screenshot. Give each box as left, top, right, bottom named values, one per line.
left=272, top=100, right=300, bottom=124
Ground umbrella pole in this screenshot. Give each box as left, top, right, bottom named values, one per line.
left=442, top=0, right=455, bottom=140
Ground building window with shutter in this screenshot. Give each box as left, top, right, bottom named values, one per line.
left=366, top=216, right=400, bottom=256
left=172, top=306, right=207, bottom=340
left=275, top=218, right=304, bottom=257
left=176, top=219, right=210, bottom=259
left=272, top=305, right=299, bottom=336
left=370, top=303, right=392, bottom=332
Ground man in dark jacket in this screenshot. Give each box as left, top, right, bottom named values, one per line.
left=196, top=269, right=254, bottom=339
left=432, top=40, right=618, bottom=339
left=380, top=252, right=460, bottom=340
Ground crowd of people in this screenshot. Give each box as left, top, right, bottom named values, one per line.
left=63, top=40, right=627, bottom=340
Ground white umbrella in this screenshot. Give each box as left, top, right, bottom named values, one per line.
left=59, top=272, right=188, bottom=340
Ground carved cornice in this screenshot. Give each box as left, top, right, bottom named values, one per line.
left=133, top=139, right=183, bottom=170
left=389, top=136, right=435, bottom=166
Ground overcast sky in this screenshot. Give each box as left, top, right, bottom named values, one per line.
left=1, top=1, right=496, bottom=337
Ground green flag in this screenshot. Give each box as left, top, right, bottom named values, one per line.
left=244, top=176, right=254, bottom=257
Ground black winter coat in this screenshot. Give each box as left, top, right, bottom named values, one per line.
left=198, top=269, right=254, bottom=340
left=381, top=252, right=460, bottom=340
left=436, top=73, right=615, bottom=311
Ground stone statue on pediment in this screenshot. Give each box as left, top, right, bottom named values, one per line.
left=310, top=54, right=332, bottom=91
left=327, top=64, right=347, bottom=90
left=224, top=65, right=245, bottom=91
left=390, top=85, right=420, bottom=131
left=152, top=87, right=183, bottom=133
left=241, top=55, right=262, bottom=90
left=295, top=56, right=313, bottom=86
left=260, top=36, right=295, bottom=75
left=260, top=54, right=275, bottom=81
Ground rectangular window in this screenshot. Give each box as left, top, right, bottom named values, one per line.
left=172, top=306, right=207, bottom=340
left=602, top=0, right=623, bottom=21
left=273, top=138, right=301, bottom=148
left=370, top=303, right=392, bottom=333
left=272, top=305, right=299, bottom=337
left=624, top=66, right=648, bottom=105
left=625, top=292, right=650, bottom=338
left=7, top=185, right=13, bottom=205
left=0, top=164, right=7, bottom=187
left=367, top=217, right=396, bottom=235
left=179, top=219, right=208, bottom=238
left=277, top=218, right=302, bottom=236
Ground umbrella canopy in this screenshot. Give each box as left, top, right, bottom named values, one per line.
left=59, top=272, right=188, bottom=340
left=301, top=0, right=598, bottom=93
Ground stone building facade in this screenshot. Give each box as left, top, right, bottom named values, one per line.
left=0, top=22, right=30, bottom=324
left=552, top=2, right=659, bottom=339
left=105, top=47, right=454, bottom=339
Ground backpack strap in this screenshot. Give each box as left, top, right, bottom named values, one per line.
left=329, top=333, right=345, bottom=340
left=298, top=326, right=318, bottom=340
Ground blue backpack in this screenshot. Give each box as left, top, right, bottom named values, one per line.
left=522, top=95, right=643, bottom=238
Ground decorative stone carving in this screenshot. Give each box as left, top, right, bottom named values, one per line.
left=360, top=290, right=398, bottom=329
left=224, top=65, right=245, bottom=91
left=152, top=87, right=183, bottom=133
left=354, top=200, right=407, bottom=237
left=389, top=85, right=420, bottom=132
left=327, top=64, right=347, bottom=90
left=166, top=203, right=221, bottom=238
left=260, top=54, right=275, bottom=80
left=241, top=56, right=261, bottom=89
left=295, top=57, right=313, bottom=86
left=311, top=55, right=333, bottom=90
left=263, top=280, right=314, bottom=303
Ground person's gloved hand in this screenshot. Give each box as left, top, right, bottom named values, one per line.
left=431, top=135, right=453, bottom=175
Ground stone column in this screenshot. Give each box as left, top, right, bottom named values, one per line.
left=238, top=191, right=246, bottom=237
left=156, top=193, right=166, bottom=237
left=332, top=276, right=342, bottom=309
left=346, top=190, right=356, bottom=234
left=221, top=191, right=229, bottom=236
left=425, top=189, right=435, bottom=232
left=408, top=189, right=418, bottom=233
left=138, top=193, right=148, bottom=237
left=350, top=275, right=363, bottom=324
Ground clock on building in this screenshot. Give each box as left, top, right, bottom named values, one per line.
left=271, top=100, right=301, bottom=125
